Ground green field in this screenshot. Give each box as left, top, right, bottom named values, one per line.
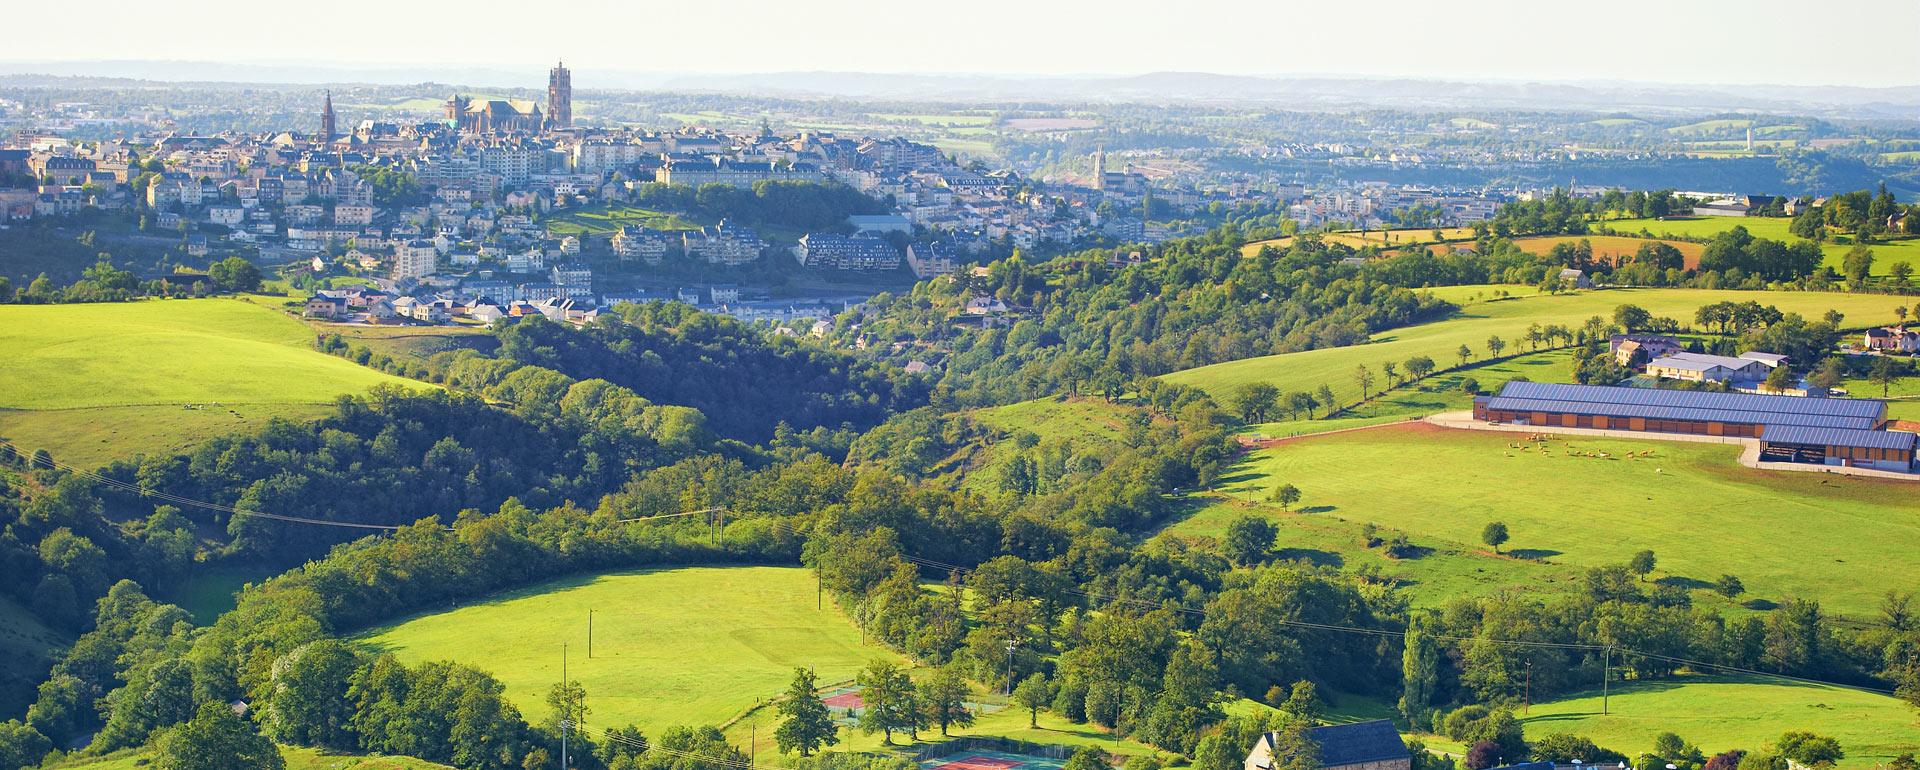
left=0, top=595, right=71, bottom=719
left=45, top=745, right=455, bottom=770
left=1161, top=287, right=1909, bottom=411
left=1516, top=677, right=1918, bottom=766
left=357, top=567, right=903, bottom=737
left=1162, top=421, right=1920, bottom=617
left=0, top=299, right=417, bottom=464
left=1242, top=347, right=1578, bottom=439
left=542, top=205, right=702, bottom=236
left=1604, top=216, right=1920, bottom=276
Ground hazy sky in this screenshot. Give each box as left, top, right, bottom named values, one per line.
left=11, top=0, right=1919, bottom=88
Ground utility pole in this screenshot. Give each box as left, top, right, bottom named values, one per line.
left=588, top=610, right=594, bottom=659
left=816, top=568, right=822, bottom=610
left=1524, top=659, right=1532, bottom=714
left=1003, top=638, right=1019, bottom=696
left=1601, top=646, right=1611, bottom=716
left=562, top=642, right=569, bottom=770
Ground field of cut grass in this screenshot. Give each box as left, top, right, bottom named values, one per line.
left=1516, top=677, right=1918, bottom=766
left=1241, top=227, right=1478, bottom=257
left=1161, top=287, right=1909, bottom=412
left=542, top=205, right=702, bottom=236
left=357, top=566, right=902, bottom=737
left=0, top=299, right=418, bottom=464
left=1510, top=235, right=1706, bottom=268
left=1604, top=216, right=1920, bottom=276
left=1165, top=421, right=1920, bottom=617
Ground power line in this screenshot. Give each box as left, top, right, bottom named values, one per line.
left=30, top=455, right=427, bottom=532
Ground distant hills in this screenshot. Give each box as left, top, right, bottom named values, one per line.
left=3, top=60, right=1918, bottom=117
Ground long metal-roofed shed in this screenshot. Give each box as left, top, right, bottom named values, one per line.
left=1472, top=381, right=1914, bottom=471
left=1756, top=424, right=1917, bottom=469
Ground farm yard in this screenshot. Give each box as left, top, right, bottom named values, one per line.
left=0, top=298, right=420, bottom=464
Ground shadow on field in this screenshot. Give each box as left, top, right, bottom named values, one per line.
left=1298, top=505, right=1338, bottom=514
left=1657, top=576, right=1713, bottom=591
left=1508, top=548, right=1562, bottom=561
left=1275, top=548, right=1344, bottom=568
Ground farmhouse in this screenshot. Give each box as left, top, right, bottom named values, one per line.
left=1473, top=381, right=1916, bottom=471
left=1609, top=334, right=1682, bottom=367
left=1245, top=720, right=1410, bottom=770
left=1644, top=352, right=1774, bottom=384
left=1864, top=326, right=1920, bottom=353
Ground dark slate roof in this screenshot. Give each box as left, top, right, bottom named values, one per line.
left=1308, top=720, right=1409, bottom=767
left=1762, top=424, right=1917, bottom=451
left=1486, top=381, right=1885, bottom=430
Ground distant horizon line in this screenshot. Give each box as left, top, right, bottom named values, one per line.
left=2, top=60, right=1917, bottom=93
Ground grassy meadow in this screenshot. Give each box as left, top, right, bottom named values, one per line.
left=44, top=745, right=456, bottom=770
left=1240, top=227, right=1478, bottom=257
left=1515, top=677, right=1918, bottom=766
left=1161, top=287, right=1910, bottom=411
left=0, top=299, right=418, bottom=464
left=1605, top=216, right=1920, bottom=276
left=541, top=205, right=703, bottom=235
left=0, top=595, right=71, bottom=719
left=357, top=567, right=903, bottom=738
left=1163, top=421, right=1920, bottom=617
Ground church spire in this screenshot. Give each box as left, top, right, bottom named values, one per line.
left=320, top=89, right=336, bottom=142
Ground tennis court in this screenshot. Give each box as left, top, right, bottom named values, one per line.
left=920, top=749, right=1068, bottom=770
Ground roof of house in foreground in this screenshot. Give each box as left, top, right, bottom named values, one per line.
left=1306, top=720, right=1410, bottom=767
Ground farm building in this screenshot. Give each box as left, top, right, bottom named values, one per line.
left=1245, top=719, right=1410, bottom=770
left=1609, top=334, right=1683, bottom=367
left=1643, top=351, right=1776, bottom=383
left=1473, top=381, right=1916, bottom=471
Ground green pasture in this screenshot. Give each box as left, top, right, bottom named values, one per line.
left=1516, top=676, right=1918, bottom=766
left=1161, top=287, right=1909, bottom=412
left=357, top=567, right=903, bottom=738
left=45, top=745, right=456, bottom=770
left=0, top=299, right=417, bottom=464
left=0, top=594, right=71, bottom=720
left=1164, top=421, right=1920, bottom=618
left=542, top=205, right=701, bottom=236
left=1603, top=216, right=1920, bottom=276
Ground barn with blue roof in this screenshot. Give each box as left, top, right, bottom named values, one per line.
left=1473, top=381, right=1915, bottom=472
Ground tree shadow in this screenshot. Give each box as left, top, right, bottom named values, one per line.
left=1384, top=544, right=1434, bottom=560
left=1297, top=505, right=1338, bottom=514
left=1656, top=575, right=1713, bottom=591
left=1274, top=548, right=1345, bottom=568
left=1507, top=548, right=1562, bottom=561
left=1742, top=598, right=1779, bottom=611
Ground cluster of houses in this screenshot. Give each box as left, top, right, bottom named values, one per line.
left=1864, top=325, right=1920, bottom=354
left=1609, top=334, right=1791, bottom=388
